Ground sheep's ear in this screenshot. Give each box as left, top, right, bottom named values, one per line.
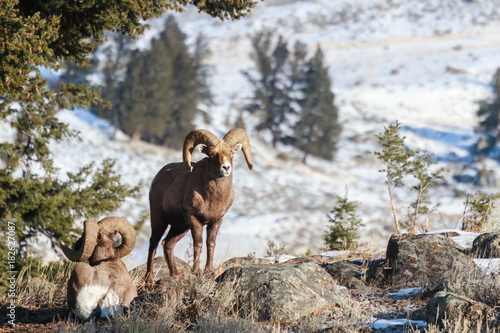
left=233, top=143, right=242, bottom=152
left=198, top=145, right=209, bottom=155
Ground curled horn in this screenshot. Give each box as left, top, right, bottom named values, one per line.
left=98, top=217, right=136, bottom=258
left=60, top=219, right=99, bottom=262
left=182, top=129, right=220, bottom=172
left=223, top=128, right=253, bottom=170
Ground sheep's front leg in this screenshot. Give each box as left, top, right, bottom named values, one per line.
left=188, top=215, right=204, bottom=275
left=205, top=219, right=223, bottom=274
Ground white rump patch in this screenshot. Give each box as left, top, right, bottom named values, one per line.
left=100, top=290, right=121, bottom=318
left=73, top=285, right=108, bottom=320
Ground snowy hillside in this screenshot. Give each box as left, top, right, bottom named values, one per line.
left=32, top=0, right=500, bottom=268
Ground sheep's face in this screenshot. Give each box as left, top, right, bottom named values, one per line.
left=89, top=229, right=117, bottom=263
left=200, top=143, right=242, bottom=177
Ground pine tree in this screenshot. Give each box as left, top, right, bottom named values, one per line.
left=91, top=32, right=134, bottom=132
left=244, top=32, right=307, bottom=147
left=405, top=152, right=446, bottom=234
left=474, top=69, right=500, bottom=155
left=0, top=0, right=259, bottom=294
left=115, top=16, right=206, bottom=147
left=462, top=191, right=500, bottom=231
left=191, top=32, right=214, bottom=114
left=325, top=188, right=363, bottom=250
left=294, top=46, right=341, bottom=163
left=374, top=121, right=415, bottom=234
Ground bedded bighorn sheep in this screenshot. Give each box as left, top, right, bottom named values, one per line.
left=145, top=128, right=253, bottom=284
left=60, top=217, right=137, bottom=320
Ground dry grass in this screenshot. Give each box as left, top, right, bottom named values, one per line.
left=424, top=315, right=497, bottom=333
left=423, top=261, right=500, bottom=333
left=444, top=262, right=500, bottom=307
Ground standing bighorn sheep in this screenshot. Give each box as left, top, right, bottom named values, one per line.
left=145, top=128, right=253, bottom=284
left=60, top=217, right=137, bottom=320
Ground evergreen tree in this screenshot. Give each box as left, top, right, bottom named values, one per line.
left=325, top=188, right=363, bottom=250
left=115, top=16, right=206, bottom=147
left=294, top=46, right=341, bottom=163
left=462, top=191, right=500, bottom=231
left=244, top=32, right=307, bottom=147
left=374, top=121, right=415, bottom=234
left=474, top=69, right=500, bottom=155
left=0, top=0, right=259, bottom=295
left=405, top=152, right=446, bottom=234
left=91, top=32, right=134, bottom=132
left=191, top=32, right=214, bottom=115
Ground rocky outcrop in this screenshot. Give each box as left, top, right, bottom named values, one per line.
left=323, top=261, right=368, bottom=290
left=384, top=234, right=472, bottom=290
left=426, top=291, right=494, bottom=330
left=216, top=263, right=337, bottom=323
left=471, top=233, right=500, bottom=258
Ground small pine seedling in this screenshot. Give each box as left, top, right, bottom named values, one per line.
left=325, top=188, right=364, bottom=250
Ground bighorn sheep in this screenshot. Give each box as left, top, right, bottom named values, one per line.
left=60, top=217, right=137, bottom=320
left=145, top=128, right=253, bottom=284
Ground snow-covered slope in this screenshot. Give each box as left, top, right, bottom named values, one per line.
left=33, top=0, right=500, bottom=268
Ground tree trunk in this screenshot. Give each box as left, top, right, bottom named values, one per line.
left=302, top=152, right=308, bottom=164
left=388, top=184, right=401, bottom=234
left=413, top=192, right=421, bottom=235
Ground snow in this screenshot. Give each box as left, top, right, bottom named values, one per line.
left=372, top=318, right=427, bottom=331
left=473, top=258, right=500, bottom=276
left=318, top=250, right=351, bottom=258
left=426, top=229, right=482, bottom=248
left=387, top=287, right=423, bottom=299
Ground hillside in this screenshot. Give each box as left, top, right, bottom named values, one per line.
left=25, top=0, right=500, bottom=268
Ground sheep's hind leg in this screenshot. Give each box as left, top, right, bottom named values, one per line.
left=145, top=220, right=168, bottom=285
left=163, top=225, right=189, bottom=276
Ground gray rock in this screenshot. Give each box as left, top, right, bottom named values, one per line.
left=385, top=234, right=471, bottom=289
left=216, top=263, right=337, bottom=323
left=471, top=233, right=500, bottom=258
left=323, top=262, right=368, bottom=290
left=426, top=291, right=494, bottom=330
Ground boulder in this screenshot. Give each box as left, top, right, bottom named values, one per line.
left=426, top=291, right=494, bottom=330
left=216, top=263, right=337, bottom=323
left=471, top=233, right=500, bottom=258
left=385, top=234, right=471, bottom=289
left=323, top=262, right=368, bottom=290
